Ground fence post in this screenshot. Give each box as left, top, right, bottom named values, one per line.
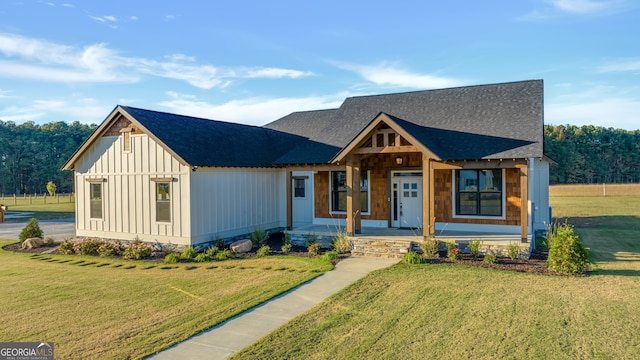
left=13, top=194, right=16, bottom=206
left=44, top=193, right=47, bottom=204
left=29, top=195, right=32, bottom=205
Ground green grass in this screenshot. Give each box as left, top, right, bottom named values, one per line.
left=232, top=184, right=640, bottom=360
left=1, top=196, right=75, bottom=222
left=0, top=242, right=333, bottom=359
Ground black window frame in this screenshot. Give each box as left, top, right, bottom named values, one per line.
left=455, top=169, right=503, bottom=217
left=330, top=171, right=369, bottom=213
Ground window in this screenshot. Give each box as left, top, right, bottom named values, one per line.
left=156, top=182, right=171, bottom=222
left=456, top=169, right=503, bottom=216
left=90, top=183, right=102, bottom=219
left=330, top=171, right=369, bottom=213
left=294, top=178, right=305, bottom=198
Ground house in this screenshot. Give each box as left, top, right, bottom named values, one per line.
left=63, top=80, right=551, bottom=255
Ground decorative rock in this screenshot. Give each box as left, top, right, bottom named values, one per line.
left=22, top=237, right=44, bottom=250
left=230, top=239, right=253, bottom=253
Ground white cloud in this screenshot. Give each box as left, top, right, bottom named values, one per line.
left=518, top=0, right=631, bottom=21
left=0, top=97, right=110, bottom=124
left=332, top=61, right=467, bottom=89
left=158, top=92, right=344, bottom=126
left=62, top=3, right=74, bottom=8
left=549, top=0, right=614, bottom=14
left=597, top=59, right=640, bottom=73
left=0, top=33, right=314, bottom=88
left=130, top=16, right=138, bottom=21
left=0, top=89, right=15, bottom=98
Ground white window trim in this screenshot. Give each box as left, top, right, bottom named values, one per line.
left=89, top=182, right=103, bottom=220
left=329, top=170, right=371, bottom=216
left=451, top=169, right=507, bottom=220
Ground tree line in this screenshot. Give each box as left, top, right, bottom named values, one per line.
left=0, top=120, right=639, bottom=193
left=0, top=120, right=96, bottom=195
left=544, top=124, right=640, bottom=184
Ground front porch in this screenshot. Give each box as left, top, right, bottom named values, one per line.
left=288, top=224, right=533, bottom=259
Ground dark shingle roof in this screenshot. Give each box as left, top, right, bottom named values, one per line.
left=120, top=106, right=306, bottom=167
left=267, top=80, right=544, bottom=164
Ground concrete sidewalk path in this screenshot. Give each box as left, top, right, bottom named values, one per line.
left=149, top=256, right=398, bottom=360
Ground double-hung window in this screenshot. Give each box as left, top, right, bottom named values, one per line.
left=156, top=182, right=171, bottom=222
left=456, top=169, right=503, bottom=216
left=90, top=183, right=102, bottom=219
left=330, top=171, right=369, bottom=213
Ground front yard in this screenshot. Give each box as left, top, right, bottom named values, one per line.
left=232, top=185, right=640, bottom=359
left=0, top=242, right=332, bottom=359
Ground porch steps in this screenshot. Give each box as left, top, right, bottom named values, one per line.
left=351, top=239, right=413, bottom=259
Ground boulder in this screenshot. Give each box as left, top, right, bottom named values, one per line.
left=230, top=239, right=253, bottom=253
left=22, top=237, right=44, bottom=250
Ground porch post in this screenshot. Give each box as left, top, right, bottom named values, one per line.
left=346, top=156, right=361, bottom=235
left=286, top=169, right=293, bottom=230
left=422, top=155, right=434, bottom=237
left=519, top=163, right=529, bottom=242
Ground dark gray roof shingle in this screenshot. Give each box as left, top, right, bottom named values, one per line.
left=121, top=106, right=306, bottom=167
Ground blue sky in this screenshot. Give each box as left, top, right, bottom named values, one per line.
left=0, top=0, right=639, bottom=130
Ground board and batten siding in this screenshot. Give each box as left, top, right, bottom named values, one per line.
left=529, top=157, right=551, bottom=233
left=74, top=133, right=192, bottom=244
left=189, top=168, right=286, bottom=244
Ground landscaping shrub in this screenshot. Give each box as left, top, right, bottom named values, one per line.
left=547, top=223, right=589, bottom=274
left=250, top=228, right=268, bottom=247
left=194, top=253, right=212, bottom=262
left=122, top=240, right=153, bottom=260
left=59, top=240, right=75, bottom=255
left=402, top=251, right=424, bottom=265
left=206, top=246, right=219, bottom=257
left=483, top=251, right=498, bottom=264
left=216, top=249, right=234, bottom=261
left=322, top=250, right=340, bottom=261
left=445, top=242, right=461, bottom=260
left=164, top=253, right=181, bottom=264
left=506, top=242, right=520, bottom=260
left=214, top=236, right=225, bottom=249
left=256, top=245, right=270, bottom=257
left=73, top=238, right=104, bottom=256
left=307, top=242, right=320, bottom=256
left=468, top=240, right=482, bottom=257
left=332, top=230, right=352, bottom=254
left=19, top=218, right=43, bottom=242
left=283, top=231, right=291, bottom=246
left=181, top=246, right=197, bottom=259
left=97, top=241, right=124, bottom=257
left=281, top=243, right=293, bottom=254
left=419, top=236, right=439, bottom=258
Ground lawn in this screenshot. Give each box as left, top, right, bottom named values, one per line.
left=232, top=184, right=640, bottom=360
left=0, top=243, right=333, bottom=359
left=1, top=195, right=75, bottom=221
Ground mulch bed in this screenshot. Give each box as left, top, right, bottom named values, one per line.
left=3, top=237, right=580, bottom=276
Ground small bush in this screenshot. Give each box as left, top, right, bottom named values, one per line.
left=506, top=243, right=520, bottom=260
left=307, top=233, right=317, bottom=246
left=322, top=251, right=340, bottom=261
left=19, top=218, right=43, bottom=242
left=164, top=253, right=181, bottom=264
left=468, top=240, right=482, bottom=257
left=282, top=231, right=291, bottom=246
left=447, top=247, right=461, bottom=261
left=216, top=249, right=234, bottom=261
left=419, top=237, right=439, bottom=258
left=122, top=240, right=153, bottom=260
left=181, top=246, right=197, bottom=259
left=281, top=243, right=293, bottom=254
left=547, top=223, right=589, bottom=274
left=484, top=252, right=498, bottom=264
left=73, top=238, right=104, bottom=256
left=256, top=245, right=270, bottom=257
left=59, top=240, right=75, bottom=255
left=194, top=253, right=212, bottom=262
left=206, top=246, right=219, bottom=257
left=250, top=228, right=269, bottom=247
left=402, top=251, right=425, bottom=265
left=332, top=230, right=352, bottom=254
left=307, top=242, right=320, bottom=255
left=97, top=241, right=124, bottom=257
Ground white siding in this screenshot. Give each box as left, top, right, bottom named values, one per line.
left=529, top=157, right=551, bottom=233
left=189, top=168, right=286, bottom=244
left=74, top=134, right=191, bottom=244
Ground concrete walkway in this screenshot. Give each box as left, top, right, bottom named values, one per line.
left=149, top=256, right=398, bottom=360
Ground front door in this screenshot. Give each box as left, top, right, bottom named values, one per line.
left=391, top=173, right=422, bottom=229
left=292, top=172, right=313, bottom=227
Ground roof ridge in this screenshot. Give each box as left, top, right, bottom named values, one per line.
left=119, top=105, right=266, bottom=130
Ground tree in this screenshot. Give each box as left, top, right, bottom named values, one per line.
left=46, top=181, right=57, bottom=196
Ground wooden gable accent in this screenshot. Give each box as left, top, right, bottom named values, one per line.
left=103, top=115, right=144, bottom=137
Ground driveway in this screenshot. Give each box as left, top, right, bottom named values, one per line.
left=0, top=219, right=76, bottom=241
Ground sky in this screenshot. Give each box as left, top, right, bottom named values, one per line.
left=0, top=0, right=639, bottom=130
